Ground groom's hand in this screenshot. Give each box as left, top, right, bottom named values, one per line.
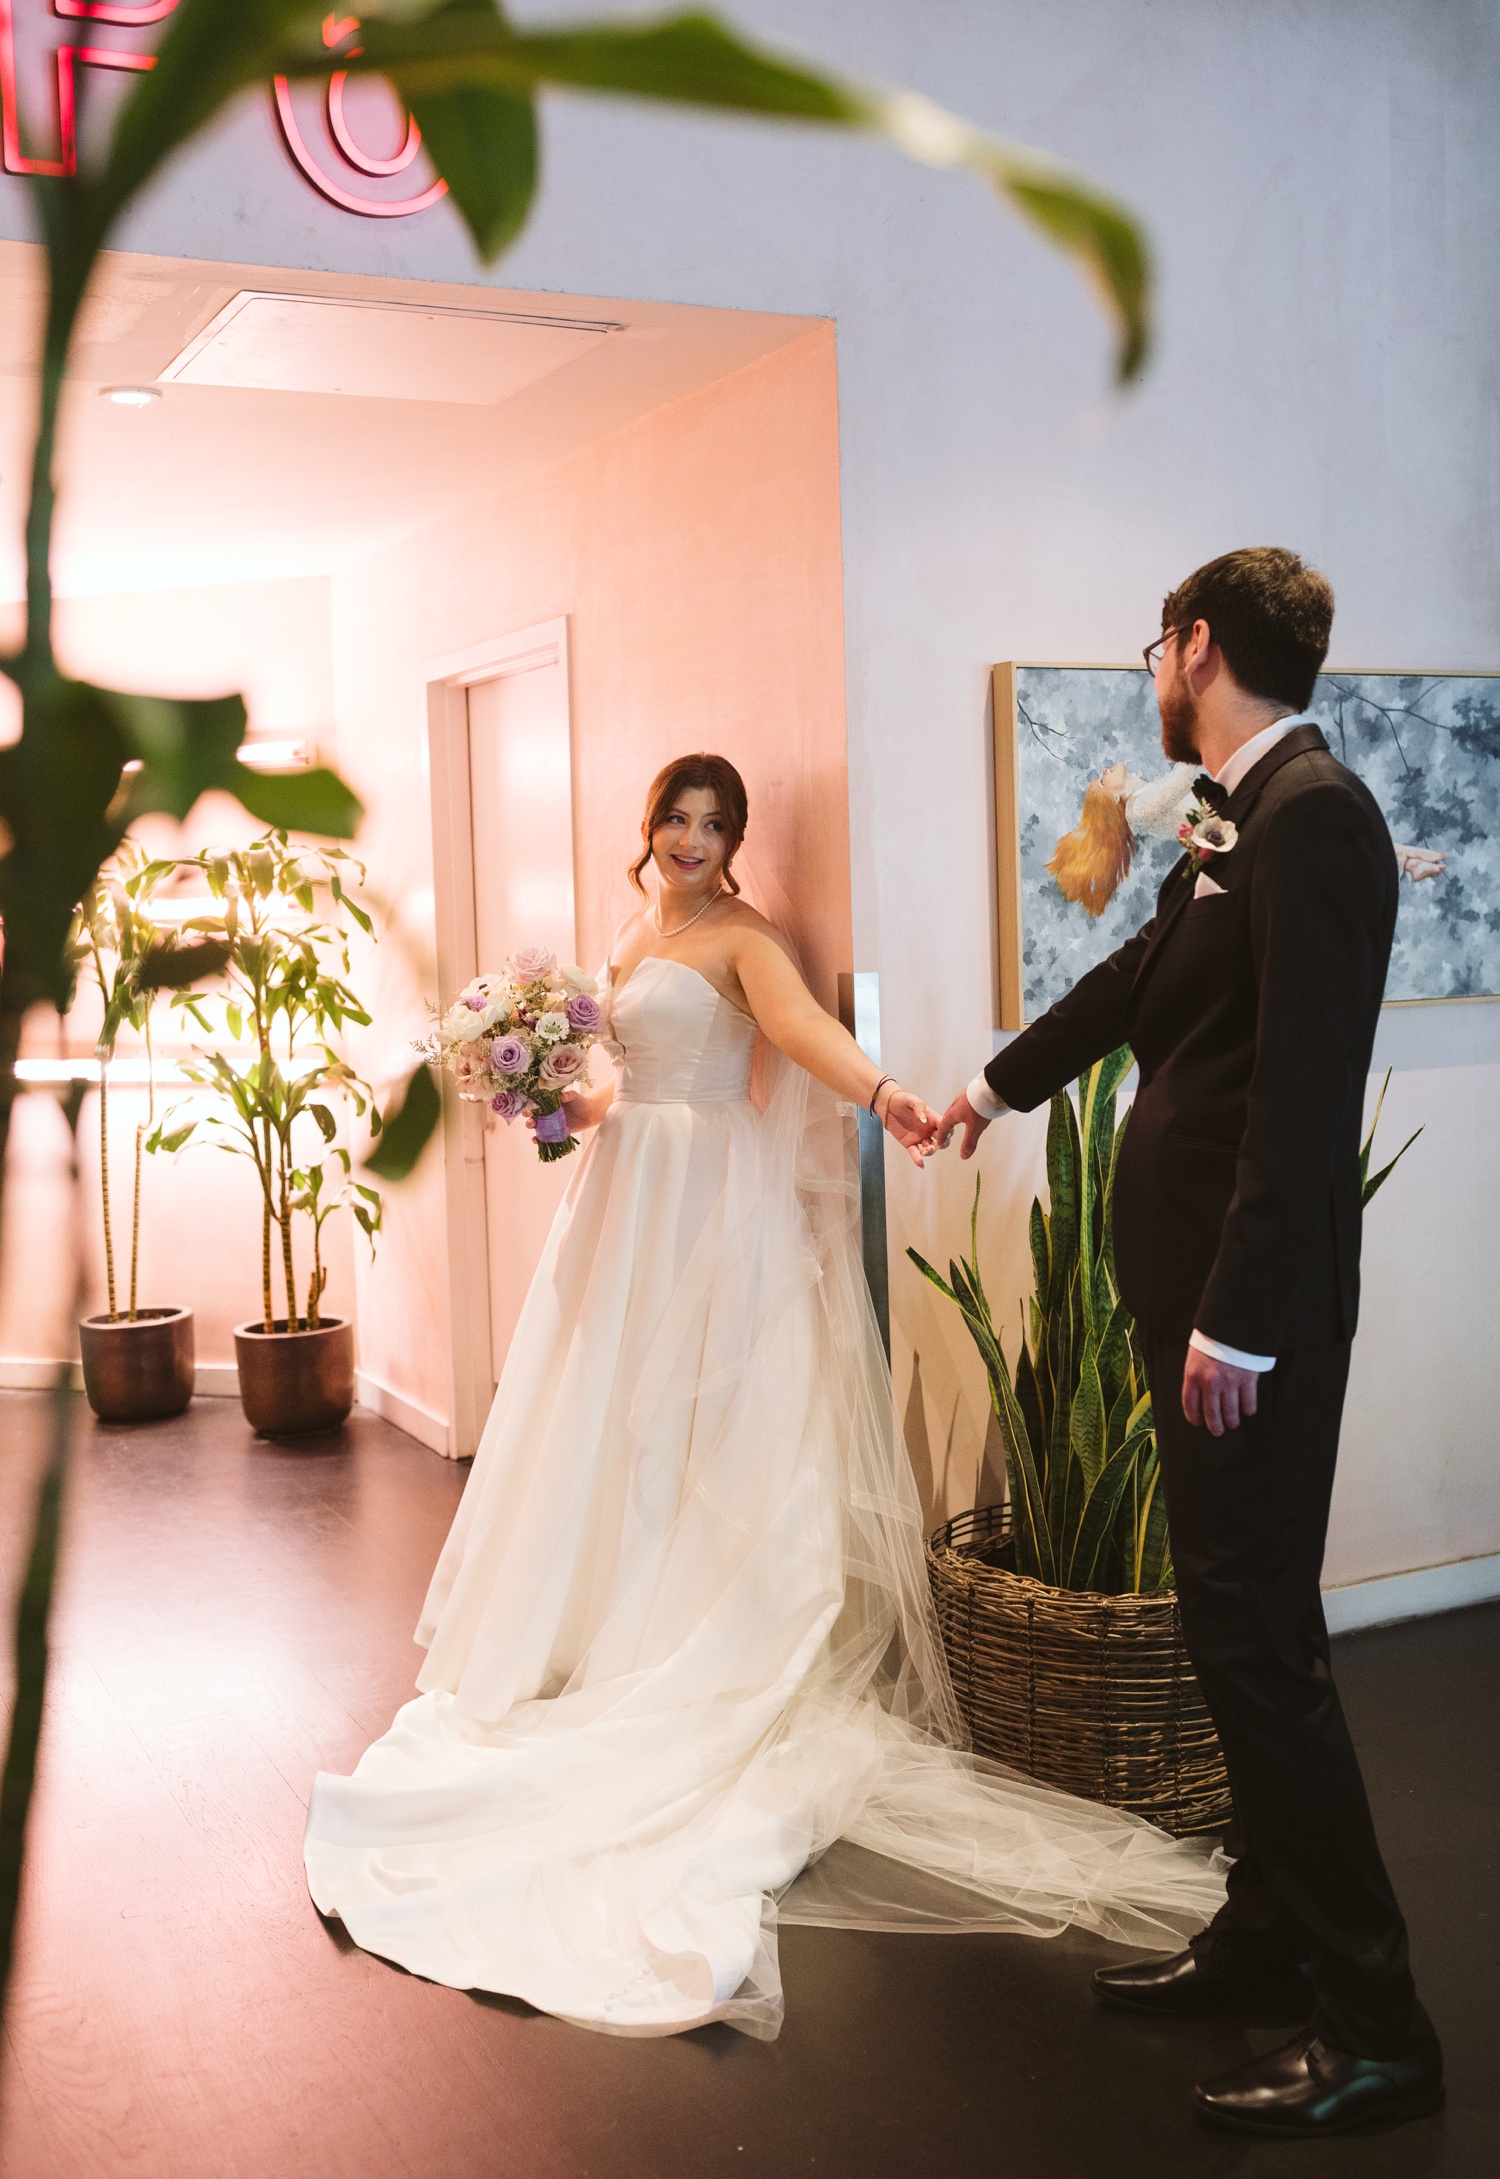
left=935, top=1091, right=990, bottom=1159
left=1181, top=1348, right=1260, bottom=1436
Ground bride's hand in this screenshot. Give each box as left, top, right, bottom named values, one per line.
left=560, top=1085, right=609, bottom=1132
left=877, top=1084, right=943, bottom=1167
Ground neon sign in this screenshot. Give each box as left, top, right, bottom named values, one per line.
left=0, top=1, right=445, bottom=217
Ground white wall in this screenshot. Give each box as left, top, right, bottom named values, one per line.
left=3, top=0, right=1497, bottom=1580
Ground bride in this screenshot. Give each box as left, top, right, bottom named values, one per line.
left=304, top=752, right=1225, bottom=2038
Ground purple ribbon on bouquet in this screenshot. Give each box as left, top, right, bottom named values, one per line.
left=533, top=1107, right=573, bottom=1145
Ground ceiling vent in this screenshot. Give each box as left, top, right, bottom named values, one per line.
left=157, top=291, right=621, bottom=405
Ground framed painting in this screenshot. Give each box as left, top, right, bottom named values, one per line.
left=991, top=663, right=1500, bottom=1026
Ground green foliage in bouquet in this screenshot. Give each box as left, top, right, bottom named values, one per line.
left=911, top=1047, right=1167, bottom=1595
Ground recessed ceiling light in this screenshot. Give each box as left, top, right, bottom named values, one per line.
left=101, top=386, right=161, bottom=408
left=238, top=738, right=311, bottom=771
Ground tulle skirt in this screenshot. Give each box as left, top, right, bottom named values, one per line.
left=304, top=1087, right=1225, bottom=2037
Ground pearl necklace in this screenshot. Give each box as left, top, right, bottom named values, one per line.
left=655, top=886, right=724, bottom=939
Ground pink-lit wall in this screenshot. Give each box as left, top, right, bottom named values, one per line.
left=328, top=325, right=849, bottom=1432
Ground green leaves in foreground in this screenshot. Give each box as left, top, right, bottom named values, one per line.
left=365, top=1062, right=443, bottom=1182
left=0, top=669, right=362, bottom=1013
left=909, top=1049, right=1172, bottom=1595
left=278, top=7, right=1151, bottom=385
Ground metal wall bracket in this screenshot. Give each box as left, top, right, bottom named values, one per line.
left=838, top=971, right=890, bottom=1359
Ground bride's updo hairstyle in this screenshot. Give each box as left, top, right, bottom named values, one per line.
left=629, top=753, right=749, bottom=896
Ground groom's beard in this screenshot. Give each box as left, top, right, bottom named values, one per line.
left=1159, top=667, right=1201, bottom=764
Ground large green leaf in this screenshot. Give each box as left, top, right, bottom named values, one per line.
left=280, top=9, right=1151, bottom=382
left=0, top=1368, right=73, bottom=2017
left=327, top=6, right=865, bottom=119
left=402, top=4, right=539, bottom=256
left=1027, top=1196, right=1049, bottom=1307
left=1014, top=1332, right=1045, bottom=1466
left=231, top=766, right=364, bottom=840
left=364, top=1063, right=442, bottom=1181
left=992, top=1355, right=1054, bottom=1586
left=0, top=678, right=130, bottom=1007
left=1135, top=1452, right=1173, bottom=1594
left=1043, top=1091, right=1080, bottom=1314
left=1069, top=1341, right=1107, bottom=1490
left=1065, top=1430, right=1147, bottom=1591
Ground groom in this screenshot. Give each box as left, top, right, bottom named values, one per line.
left=938, top=548, right=1441, bottom=2137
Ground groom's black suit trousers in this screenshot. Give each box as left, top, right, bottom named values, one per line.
left=1143, top=1327, right=1415, bottom=2054
left=984, top=724, right=1420, bottom=2057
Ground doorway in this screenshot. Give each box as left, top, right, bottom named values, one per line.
left=427, top=617, right=578, bottom=1454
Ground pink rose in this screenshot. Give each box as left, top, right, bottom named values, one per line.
left=566, top=992, right=602, bottom=1033
left=508, top=945, right=556, bottom=984
left=539, top=1042, right=586, bottom=1087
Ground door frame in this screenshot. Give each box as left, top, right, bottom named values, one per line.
left=424, top=616, right=574, bottom=1457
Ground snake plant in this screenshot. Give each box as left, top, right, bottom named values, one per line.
left=912, top=1047, right=1167, bottom=1594
left=911, top=1051, right=1422, bottom=1598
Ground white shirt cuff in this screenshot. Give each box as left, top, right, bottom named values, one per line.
left=1190, top=1329, right=1276, bottom=1373
left=966, top=1072, right=1009, bottom=1120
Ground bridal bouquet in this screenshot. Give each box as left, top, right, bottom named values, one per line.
left=427, top=947, right=603, bottom=1163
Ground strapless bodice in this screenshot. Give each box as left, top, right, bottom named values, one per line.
left=604, top=956, right=757, bottom=1104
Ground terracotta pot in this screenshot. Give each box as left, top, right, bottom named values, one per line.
left=78, top=1307, right=195, bottom=1423
left=234, top=1316, right=354, bottom=1437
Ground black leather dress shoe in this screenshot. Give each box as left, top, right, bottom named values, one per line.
left=1093, top=1947, right=1313, bottom=2020
left=1194, top=2026, right=1445, bottom=2136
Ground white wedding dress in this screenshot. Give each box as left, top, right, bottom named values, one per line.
left=304, top=954, right=1225, bottom=2037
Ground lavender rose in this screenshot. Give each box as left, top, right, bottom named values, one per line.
left=490, top=1089, right=530, bottom=1121
left=566, top=992, right=602, bottom=1032
left=508, top=945, right=556, bottom=984
left=490, top=1033, right=530, bottom=1076
left=539, top=1042, right=587, bottom=1088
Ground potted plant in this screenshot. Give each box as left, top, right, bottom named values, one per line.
left=910, top=1050, right=1418, bottom=1838
left=157, top=832, right=383, bottom=1437
left=67, top=848, right=197, bottom=1423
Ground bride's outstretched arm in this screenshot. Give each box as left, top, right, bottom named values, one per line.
left=733, top=930, right=940, bottom=1166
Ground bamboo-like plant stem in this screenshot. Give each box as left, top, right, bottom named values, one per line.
left=279, top=1151, right=298, bottom=1333
left=261, top=1190, right=274, bottom=1334
left=98, top=1061, right=117, bottom=1321
left=128, top=1007, right=153, bottom=1322
left=307, top=1221, right=323, bottom=1331
left=128, top=1122, right=143, bottom=1322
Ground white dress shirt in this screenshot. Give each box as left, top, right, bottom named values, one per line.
left=968, top=712, right=1320, bottom=1375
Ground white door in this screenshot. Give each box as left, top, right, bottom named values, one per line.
left=465, top=654, right=577, bottom=1378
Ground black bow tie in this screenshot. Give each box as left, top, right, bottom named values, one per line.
left=1193, top=772, right=1229, bottom=815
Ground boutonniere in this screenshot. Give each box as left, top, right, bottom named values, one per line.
left=1178, top=773, right=1238, bottom=880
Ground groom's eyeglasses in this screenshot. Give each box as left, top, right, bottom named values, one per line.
left=1142, top=630, right=1180, bottom=675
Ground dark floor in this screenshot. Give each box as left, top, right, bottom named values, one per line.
left=0, top=1392, right=1491, bottom=2179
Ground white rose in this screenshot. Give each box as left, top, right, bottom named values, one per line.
left=558, top=964, right=598, bottom=997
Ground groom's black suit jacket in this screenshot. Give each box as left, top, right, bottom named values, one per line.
left=985, top=724, right=1398, bottom=1354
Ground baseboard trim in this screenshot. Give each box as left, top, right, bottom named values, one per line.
left=354, top=1370, right=452, bottom=1457
left=1324, top=1552, right=1500, bottom=1634
left=0, top=1357, right=241, bottom=1396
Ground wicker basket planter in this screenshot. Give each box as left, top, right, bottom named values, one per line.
left=928, top=1502, right=1231, bottom=1838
